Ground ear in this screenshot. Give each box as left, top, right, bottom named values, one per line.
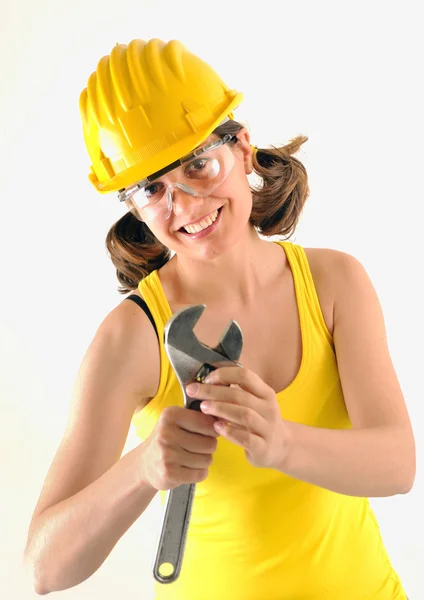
left=234, top=128, right=254, bottom=174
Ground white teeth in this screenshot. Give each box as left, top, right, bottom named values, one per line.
left=184, top=209, right=219, bottom=234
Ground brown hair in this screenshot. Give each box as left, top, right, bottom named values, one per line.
left=106, top=119, right=310, bottom=294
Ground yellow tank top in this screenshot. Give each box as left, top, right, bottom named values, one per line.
left=132, top=241, right=407, bottom=600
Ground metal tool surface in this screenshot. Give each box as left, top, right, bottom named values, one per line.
left=153, top=305, right=243, bottom=584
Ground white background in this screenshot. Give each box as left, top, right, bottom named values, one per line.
left=1, top=0, right=422, bottom=598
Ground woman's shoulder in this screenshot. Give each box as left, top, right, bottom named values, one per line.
left=302, top=245, right=365, bottom=285
left=303, top=247, right=379, bottom=317
left=301, top=246, right=365, bottom=336
left=97, top=288, right=161, bottom=402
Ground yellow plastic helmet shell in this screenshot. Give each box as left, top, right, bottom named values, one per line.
left=79, top=38, right=244, bottom=193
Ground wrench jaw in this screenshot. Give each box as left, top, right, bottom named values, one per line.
left=215, top=320, right=243, bottom=363
left=165, top=306, right=244, bottom=410
left=164, top=305, right=206, bottom=351
left=165, top=306, right=243, bottom=409
left=165, top=305, right=243, bottom=370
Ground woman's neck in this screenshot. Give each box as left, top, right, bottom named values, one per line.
left=161, top=228, right=286, bottom=309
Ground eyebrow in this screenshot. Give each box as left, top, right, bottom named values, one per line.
left=146, top=140, right=209, bottom=182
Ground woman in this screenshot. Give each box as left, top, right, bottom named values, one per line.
left=24, top=38, right=415, bottom=599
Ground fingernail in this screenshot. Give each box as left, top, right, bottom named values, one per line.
left=186, top=383, right=199, bottom=396
left=200, top=401, right=211, bottom=412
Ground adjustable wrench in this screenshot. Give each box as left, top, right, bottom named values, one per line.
left=153, top=304, right=243, bottom=584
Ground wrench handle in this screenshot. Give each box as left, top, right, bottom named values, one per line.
left=153, top=482, right=196, bottom=583
left=153, top=399, right=202, bottom=584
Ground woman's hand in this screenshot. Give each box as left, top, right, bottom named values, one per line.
left=185, top=366, right=289, bottom=470
left=139, top=406, right=220, bottom=491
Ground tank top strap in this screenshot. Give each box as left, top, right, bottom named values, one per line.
left=277, top=241, right=333, bottom=346
left=138, top=270, right=173, bottom=404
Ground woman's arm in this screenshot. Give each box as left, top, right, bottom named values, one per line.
left=279, top=250, right=416, bottom=496
left=23, top=299, right=160, bottom=594
left=280, top=422, right=414, bottom=497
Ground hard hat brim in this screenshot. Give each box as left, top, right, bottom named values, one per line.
left=94, top=91, right=244, bottom=194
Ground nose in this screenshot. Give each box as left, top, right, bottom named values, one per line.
left=168, top=185, right=204, bottom=218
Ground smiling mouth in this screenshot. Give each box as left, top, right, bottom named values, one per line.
left=179, top=208, right=221, bottom=234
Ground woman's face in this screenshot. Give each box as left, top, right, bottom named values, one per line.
left=134, top=128, right=255, bottom=262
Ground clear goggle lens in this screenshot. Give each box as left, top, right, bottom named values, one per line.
left=119, top=135, right=235, bottom=221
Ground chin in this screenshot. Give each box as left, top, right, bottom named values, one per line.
left=180, top=225, right=251, bottom=262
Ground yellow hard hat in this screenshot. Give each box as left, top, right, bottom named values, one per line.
left=79, top=38, right=244, bottom=193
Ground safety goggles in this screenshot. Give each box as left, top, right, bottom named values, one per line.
left=118, top=133, right=236, bottom=221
